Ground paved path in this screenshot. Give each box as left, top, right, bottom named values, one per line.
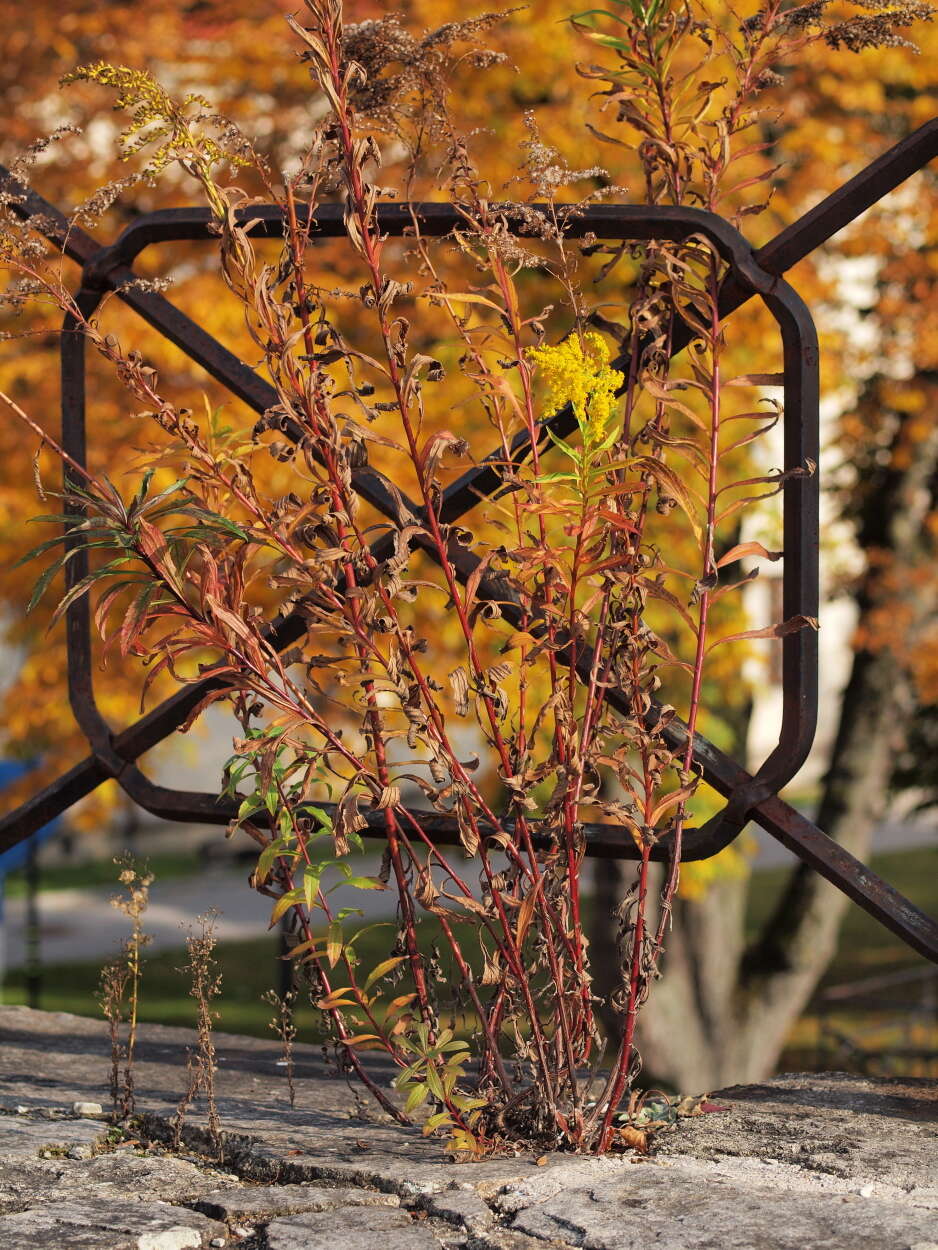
left=1, top=1005, right=936, bottom=1250
left=3, top=818, right=934, bottom=970
left=2, top=855, right=396, bottom=969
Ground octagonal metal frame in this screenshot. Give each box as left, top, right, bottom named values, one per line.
left=1, top=116, right=937, bottom=962
left=58, top=202, right=819, bottom=858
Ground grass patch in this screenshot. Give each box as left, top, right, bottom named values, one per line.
left=746, top=844, right=938, bottom=1074
left=2, top=916, right=458, bottom=1040
left=4, top=933, right=317, bottom=1039
left=3, top=850, right=203, bottom=899
left=744, top=844, right=937, bottom=986
left=3, top=845, right=935, bottom=1067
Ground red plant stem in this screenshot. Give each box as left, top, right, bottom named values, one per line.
left=488, top=248, right=592, bottom=1058
left=278, top=184, right=441, bottom=1042
left=277, top=188, right=564, bottom=1098
left=436, top=911, right=514, bottom=1097
left=273, top=795, right=478, bottom=1134
left=595, top=250, right=725, bottom=1151
left=276, top=860, right=408, bottom=1123
left=650, top=251, right=723, bottom=954
left=273, top=779, right=395, bottom=1055
left=431, top=224, right=596, bottom=1080
left=319, top=36, right=585, bottom=1109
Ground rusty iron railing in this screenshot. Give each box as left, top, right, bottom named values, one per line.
left=1, top=118, right=937, bottom=964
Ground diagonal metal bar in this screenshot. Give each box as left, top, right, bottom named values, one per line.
left=6, top=115, right=937, bottom=521
left=1, top=119, right=936, bottom=962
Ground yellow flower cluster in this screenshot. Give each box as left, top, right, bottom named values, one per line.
left=61, top=63, right=244, bottom=216
left=526, top=331, right=624, bottom=442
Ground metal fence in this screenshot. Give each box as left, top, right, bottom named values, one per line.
left=1, top=119, right=937, bottom=965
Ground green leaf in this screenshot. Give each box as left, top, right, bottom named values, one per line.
left=129, top=468, right=156, bottom=512
left=404, top=1083, right=429, bottom=1114
left=186, top=507, right=253, bottom=542
left=26, top=513, right=99, bottom=526
left=237, top=797, right=260, bottom=823
left=425, top=1064, right=445, bottom=1102
left=363, top=955, right=407, bottom=992
left=48, top=558, right=140, bottom=626
left=134, top=475, right=190, bottom=516
left=269, top=888, right=304, bottom=927
left=422, top=1111, right=453, bottom=1134
left=546, top=428, right=582, bottom=463
left=345, top=921, right=394, bottom=947
left=26, top=553, right=70, bottom=613
left=450, top=1094, right=489, bottom=1113
left=569, top=7, right=629, bottom=24
left=256, top=836, right=293, bottom=883
left=394, top=1055, right=424, bottom=1080
left=13, top=533, right=76, bottom=569
left=302, top=868, right=321, bottom=910
left=325, top=920, right=343, bottom=968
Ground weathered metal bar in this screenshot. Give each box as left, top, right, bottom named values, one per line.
left=0, top=119, right=936, bottom=961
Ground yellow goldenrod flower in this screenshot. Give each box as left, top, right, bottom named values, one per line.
left=526, top=331, right=624, bottom=444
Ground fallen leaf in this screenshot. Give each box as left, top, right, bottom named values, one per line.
left=618, top=1125, right=648, bottom=1154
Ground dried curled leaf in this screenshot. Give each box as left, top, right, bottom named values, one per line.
left=449, top=666, right=470, bottom=716
left=708, top=614, right=819, bottom=652
left=617, top=1124, right=649, bottom=1153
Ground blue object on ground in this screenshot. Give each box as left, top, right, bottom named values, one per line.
left=0, top=760, right=61, bottom=877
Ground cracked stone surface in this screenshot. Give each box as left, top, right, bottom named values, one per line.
left=265, top=1206, right=449, bottom=1249
left=0, top=1198, right=226, bottom=1249
left=193, top=1183, right=400, bottom=1222
left=2, top=1006, right=936, bottom=1250
left=664, top=1071, right=938, bottom=1190
left=0, top=1153, right=238, bottom=1214
left=0, top=1114, right=108, bottom=1159
left=501, top=1155, right=938, bottom=1249
left=421, top=1186, right=496, bottom=1233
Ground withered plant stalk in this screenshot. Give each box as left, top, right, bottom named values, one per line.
left=264, top=987, right=298, bottom=1109
left=96, top=955, right=130, bottom=1116
left=174, top=911, right=223, bottom=1156
left=95, top=856, right=153, bottom=1120
left=2, top=0, right=928, bottom=1155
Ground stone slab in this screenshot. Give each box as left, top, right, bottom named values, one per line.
left=0, top=1114, right=108, bottom=1159
left=265, top=1205, right=445, bottom=1250
left=0, top=1198, right=226, bottom=1250
left=3, top=1007, right=938, bottom=1250
left=193, top=1182, right=399, bottom=1222
left=0, top=1152, right=237, bottom=1215
left=505, top=1155, right=938, bottom=1249
left=666, top=1071, right=938, bottom=1191
left=422, top=1186, right=496, bottom=1232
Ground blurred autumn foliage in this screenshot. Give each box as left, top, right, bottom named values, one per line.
left=0, top=2, right=608, bottom=820
left=0, top=0, right=764, bottom=827
left=0, top=0, right=935, bottom=1089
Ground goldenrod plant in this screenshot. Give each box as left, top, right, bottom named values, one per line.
left=2, top=0, right=931, bottom=1153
